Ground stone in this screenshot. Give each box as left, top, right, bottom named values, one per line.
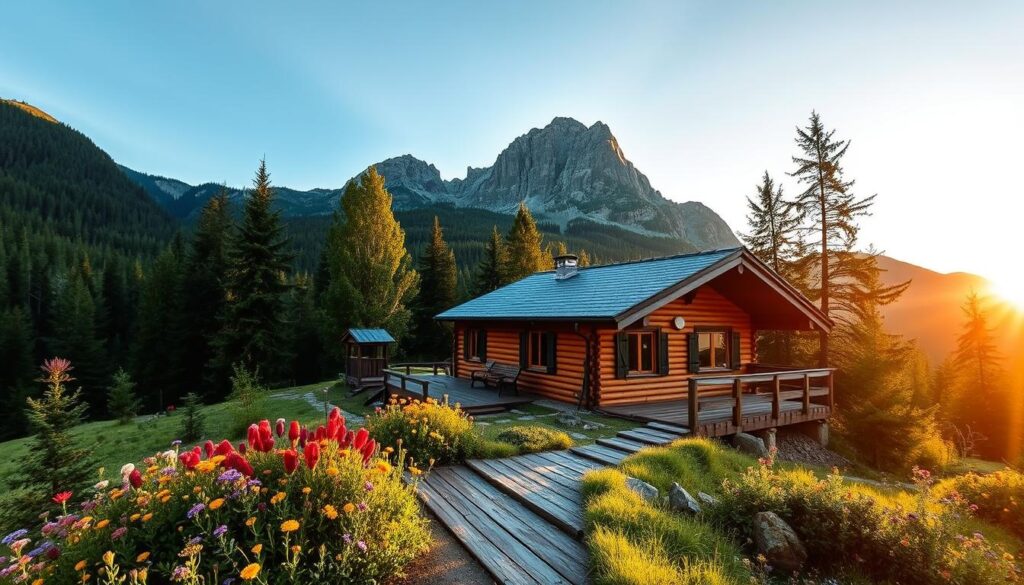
left=668, top=483, right=702, bottom=515
left=516, top=415, right=536, bottom=421
left=733, top=432, right=769, bottom=458
left=753, top=511, right=807, bottom=573
left=625, top=477, right=659, bottom=503
left=569, top=432, right=588, bottom=440
left=697, top=492, right=719, bottom=507
left=761, top=428, right=777, bottom=452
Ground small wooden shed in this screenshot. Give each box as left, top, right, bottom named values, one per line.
left=341, top=328, right=396, bottom=390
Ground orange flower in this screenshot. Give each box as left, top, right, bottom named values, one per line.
left=135, top=551, right=150, bottom=563
left=280, top=519, right=300, bottom=533
left=342, top=502, right=356, bottom=514
left=75, top=560, right=87, bottom=571
left=251, top=543, right=263, bottom=555
left=326, top=467, right=339, bottom=477
left=95, top=519, right=110, bottom=530
left=322, top=504, right=338, bottom=520
left=208, top=498, right=225, bottom=510
left=141, top=513, right=153, bottom=522
left=240, top=563, right=261, bottom=580
left=245, top=516, right=256, bottom=527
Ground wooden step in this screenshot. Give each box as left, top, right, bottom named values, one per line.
left=646, top=421, right=691, bottom=436
left=596, top=436, right=648, bottom=454
left=570, top=443, right=630, bottom=466
left=616, top=427, right=680, bottom=445
left=418, top=467, right=588, bottom=585
left=467, top=457, right=585, bottom=537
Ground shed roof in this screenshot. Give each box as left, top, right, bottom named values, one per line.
left=343, top=328, right=396, bottom=344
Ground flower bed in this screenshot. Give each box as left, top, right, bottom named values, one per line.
left=0, top=408, right=429, bottom=584
left=937, top=469, right=1024, bottom=538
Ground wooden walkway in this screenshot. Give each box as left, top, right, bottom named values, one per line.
left=416, top=421, right=692, bottom=584
left=385, top=373, right=539, bottom=415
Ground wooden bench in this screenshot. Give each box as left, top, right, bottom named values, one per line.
left=470, top=361, right=522, bottom=396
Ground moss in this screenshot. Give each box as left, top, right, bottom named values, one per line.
left=493, top=425, right=573, bottom=453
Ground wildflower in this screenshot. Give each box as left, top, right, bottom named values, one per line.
left=94, top=480, right=109, bottom=490
left=217, top=469, right=243, bottom=483
left=282, top=449, right=299, bottom=474
left=357, top=502, right=367, bottom=511
left=74, top=560, right=88, bottom=571
left=95, top=519, right=110, bottom=530
left=375, top=461, right=392, bottom=474
left=280, top=520, right=300, bottom=533
left=364, top=481, right=374, bottom=492
left=250, top=544, right=262, bottom=555
left=343, top=502, right=356, bottom=514
left=171, top=565, right=191, bottom=581
left=135, top=552, right=150, bottom=563
left=141, top=513, right=153, bottom=522
left=187, top=503, right=205, bottom=519
left=326, top=467, right=339, bottom=477
left=103, top=551, right=115, bottom=566
left=342, top=533, right=352, bottom=544
left=128, top=470, right=143, bottom=489
left=240, top=563, right=260, bottom=580
left=52, top=491, right=73, bottom=505
left=111, top=527, right=127, bottom=540
left=245, top=517, right=256, bottom=527
left=357, top=540, right=367, bottom=552
left=130, top=513, right=140, bottom=522
left=171, top=440, right=182, bottom=447
left=208, top=498, right=225, bottom=511
left=213, top=525, right=228, bottom=538
left=323, top=505, right=338, bottom=520
left=270, top=492, right=286, bottom=505
left=2, top=529, right=27, bottom=545
left=409, top=466, right=423, bottom=476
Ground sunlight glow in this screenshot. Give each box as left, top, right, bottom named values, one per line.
left=988, top=275, right=1024, bottom=312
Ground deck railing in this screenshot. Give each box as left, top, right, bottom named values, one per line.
left=686, top=367, right=835, bottom=433
left=389, top=361, right=452, bottom=376
left=382, top=368, right=435, bottom=400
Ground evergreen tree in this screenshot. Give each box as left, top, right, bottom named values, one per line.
left=791, top=111, right=906, bottom=364
left=577, top=249, right=592, bottom=267
left=132, top=247, right=185, bottom=411
left=179, top=391, right=205, bottom=442
left=413, top=217, right=458, bottom=357
left=0, top=306, right=36, bottom=440
left=503, top=202, right=545, bottom=282
left=283, top=274, right=324, bottom=385
left=182, top=190, right=232, bottom=398
left=99, top=257, right=131, bottom=365
left=107, top=368, right=140, bottom=424
left=48, top=271, right=109, bottom=412
left=215, top=160, right=292, bottom=380
left=323, top=167, right=418, bottom=346
left=473, top=226, right=507, bottom=296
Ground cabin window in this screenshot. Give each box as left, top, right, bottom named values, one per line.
left=627, top=331, right=656, bottom=373
left=697, top=330, right=730, bottom=370
left=520, top=331, right=557, bottom=374
left=528, top=331, right=549, bottom=369
left=464, top=329, right=486, bottom=361
left=615, top=329, right=669, bottom=378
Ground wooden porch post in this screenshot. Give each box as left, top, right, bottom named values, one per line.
left=732, top=379, right=743, bottom=430
left=771, top=375, right=781, bottom=422
left=827, top=371, right=834, bottom=410
left=687, top=378, right=698, bottom=433
left=802, top=374, right=811, bottom=414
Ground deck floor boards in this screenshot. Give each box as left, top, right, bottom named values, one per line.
left=386, top=374, right=539, bottom=413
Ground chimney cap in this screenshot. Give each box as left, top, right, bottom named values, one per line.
left=554, top=254, right=579, bottom=263
left=554, top=254, right=579, bottom=280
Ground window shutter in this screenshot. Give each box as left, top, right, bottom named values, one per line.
left=731, top=330, right=741, bottom=369
left=479, top=330, right=488, bottom=362
left=687, top=333, right=700, bottom=374
left=615, top=333, right=629, bottom=379
left=658, top=330, right=670, bottom=375
left=463, top=329, right=470, bottom=361
left=519, top=331, right=528, bottom=368
left=546, top=332, right=557, bottom=374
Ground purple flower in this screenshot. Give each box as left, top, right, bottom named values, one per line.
left=188, top=535, right=204, bottom=545
left=0, top=556, right=6, bottom=565
left=111, top=527, right=127, bottom=541
left=171, top=439, right=183, bottom=446
left=0, top=564, right=19, bottom=578
left=223, top=579, right=236, bottom=585
left=1, top=529, right=26, bottom=546
left=364, top=481, right=374, bottom=492
left=218, top=469, right=243, bottom=483
left=187, top=503, right=206, bottom=519
left=162, top=467, right=178, bottom=476
left=357, top=540, right=367, bottom=552
left=172, top=565, right=191, bottom=580
left=357, top=502, right=367, bottom=512
left=213, top=525, right=228, bottom=538
left=342, top=533, right=352, bottom=544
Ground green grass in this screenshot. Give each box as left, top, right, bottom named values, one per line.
left=941, top=456, right=1009, bottom=477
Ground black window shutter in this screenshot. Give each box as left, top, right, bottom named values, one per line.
left=546, top=332, right=557, bottom=374
left=479, top=330, right=488, bottom=361
left=658, top=330, right=670, bottom=375
left=687, top=333, right=701, bottom=374
left=731, top=330, right=741, bottom=369
left=615, top=332, right=629, bottom=379
left=463, top=329, right=470, bottom=361
left=519, top=331, right=528, bottom=368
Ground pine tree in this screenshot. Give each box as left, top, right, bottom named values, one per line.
left=179, top=391, right=205, bottom=442
left=215, top=160, right=292, bottom=380
left=323, top=167, right=418, bottom=346
left=283, top=274, right=324, bottom=385
left=0, top=306, right=36, bottom=440
left=107, top=368, right=140, bottom=424
left=503, top=202, right=545, bottom=282
left=791, top=111, right=906, bottom=365
left=132, top=247, right=185, bottom=411
left=182, top=190, right=232, bottom=398
left=48, top=271, right=109, bottom=412
left=413, top=217, right=458, bottom=357
left=473, top=226, right=507, bottom=296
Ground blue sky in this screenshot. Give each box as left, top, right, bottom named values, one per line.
left=1, top=1, right=1022, bottom=281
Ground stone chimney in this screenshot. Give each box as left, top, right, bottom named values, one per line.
left=554, top=254, right=579, bottom=280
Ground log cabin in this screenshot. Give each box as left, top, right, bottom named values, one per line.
left=389, top=247, right=835, bottom=437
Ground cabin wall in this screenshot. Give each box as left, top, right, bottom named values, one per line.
left=597, top=286, right=754, bottom=406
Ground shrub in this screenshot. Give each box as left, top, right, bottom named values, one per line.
left=366, top=396, right=477, bottom=467
left=228, top=363, right=267, bottom=437
left=0, top=408, right=430, bottom=584
left=179, top=391, right=205, bottom=442
left=107, top=368, right=140, bottom=424
left=712, top=458, right=1021, bottom=584
left=937, top=469, right=1024, bottom=538
left=494, top=425, right=573, bottom=453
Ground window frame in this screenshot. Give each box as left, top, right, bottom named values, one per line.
left=527, top=331, right=549, bottom=371
left=625, top=330, right=658, bottom=376
left=465, top=329, right=484, bottom=362
left=695, top=328, right=733, bottom=372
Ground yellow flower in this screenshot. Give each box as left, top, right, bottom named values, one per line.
left=135, top=551, right=150, bottom=563
left=280, top=519, right=300, bottom=533
left=326, top=467, right=339, bottom=477
left=291, top=545, right=301, bottom=554
left=240, top=563, right=261, bottom=580
left=129, top=513, right=141, bottom=522
left=270, top=491, right=286, bottom=505
left=110, top=489, right=124, bottom=500
left=251, top=543, right=263, bottom=555
left=302, top=487, right=312, bottom=495
left=195, top=461, right=216, bottom=473
left=102, top=551, right=115, bottom=566
left=95, top=519, right=110, bottom=530
left=322, top=504, right=338, bottom=520
left=245, top=516, right=256, bottom=527
left=138, top=568, right=148, bottom=582
left=160, top=495, right=171, bottom=504
left=409, top=466, right=423, bottom=476
left=210, top=455, right=226, bottom=465
left=141, top=513, right=153, bottom=522
left=208, top=498, right=225, bottom=510
left=75, top=560, right=88, bottom=572
left=375, top=461, right=392, bottom=474
left=31, top=578, right=44, bottom=585
left=342, top=502, right=356, bottom=514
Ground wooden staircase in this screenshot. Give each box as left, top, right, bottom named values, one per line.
left=415, top=422, right=691, bottom=584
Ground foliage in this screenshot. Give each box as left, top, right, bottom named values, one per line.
left=0, top=409, right=430, bottom=584
left=228, top=364, right=267, bottom=438
left=366, top=396, right=476, bottom=468
left=0, top=307, right=35, bottom=440
left=107, top=368, right=140, bottom=424
left=412, top=217, right=457, bottom=357
left=493, top=425, right=573, bottom=453
left=502, top=202, right=546, bottom=282
left=132, top=245, right=186, bottom=412
left=179, top=392, right=205, bottom=443
left=473, top=225, right=507, bottom=296
left=937, top=470, right=1024, bottom=538
left=214, top=160, right=293, bottom=382
left=616, top=438, right=751, bottom=495
left=713, top=458, right=1021, bottom=584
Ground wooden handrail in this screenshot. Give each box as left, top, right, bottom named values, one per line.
left=382, top=368, right=434, bottom=400
left=389, top=361, right=452, bottom=376
left=692, top=367, right=835, bottom=386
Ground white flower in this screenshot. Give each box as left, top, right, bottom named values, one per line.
left=120, top=463, right=135, bottom=478
left=94, top=480, right=110, bottom=490
left=162, top=450, right=177, bottom=461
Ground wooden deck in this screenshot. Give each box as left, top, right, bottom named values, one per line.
left=417, top=421, right=693, bottom=585
left=384, top=371, right=539, bottom=414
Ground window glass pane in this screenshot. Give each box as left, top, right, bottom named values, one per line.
left=698, top=333, right=711, bottom=367
left=641, top=333, right=653, bottom=371
left=538, top=333, right=548, bottom=367
left=713, top=332, right=728, bottom=368
left=628, top=334, right=639, bottom=371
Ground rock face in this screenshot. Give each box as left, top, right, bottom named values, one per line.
left=625, top=477, right=660, bottom=503
left=668, top=483, right=702, bottom=515
left=752, top=511, right=807, bottom=573
left=733, top=432, right=769, bottom=458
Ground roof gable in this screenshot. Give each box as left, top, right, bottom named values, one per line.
left=343, top=328, right=396, bottom=344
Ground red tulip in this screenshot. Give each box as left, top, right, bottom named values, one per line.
left=304, top=442, right=320, bottom=470
left=52, top=491, right=73, bottom=505
left=328, top=407, right=342, bottom=423
left=339, top=429, right=354, bottom=449
left=180, top=450, right=200, bottom=470
left=298, top=426, right=308, bottom=448
left=360, top=438, right=377, bottom=464
left=238, top=442, right=247, bottom=454
left=224, top=452, right=254, bottom=476
left=128, top=469, right=143, bottom=489
left=247, top=424, right=259, bottom=450
left=215, top=439, right=234, bottom=457
left=288, top=421, right=301, bottom=443
left=275, top=418, right=286, bottom=438
left=282, top=449, right=299, bottom=474
left=204, top=440, right=215, bottom=458
left=353, top=428, right=369, bottom=450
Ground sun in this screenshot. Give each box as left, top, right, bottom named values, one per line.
left=987, top=274, right=1024, bottom=312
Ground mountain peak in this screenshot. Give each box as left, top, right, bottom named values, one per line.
left=1, top=98, right=58, bottom=123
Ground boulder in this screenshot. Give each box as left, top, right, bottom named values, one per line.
left=733, top=432, right=769, bottom=458
left=668, top=483, right=702, bottom=515
left=753, top=511, right=807, bottom=573
left=625, top=477, right=659, bottom=503
left=697, top=491, right=719, bottom=507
